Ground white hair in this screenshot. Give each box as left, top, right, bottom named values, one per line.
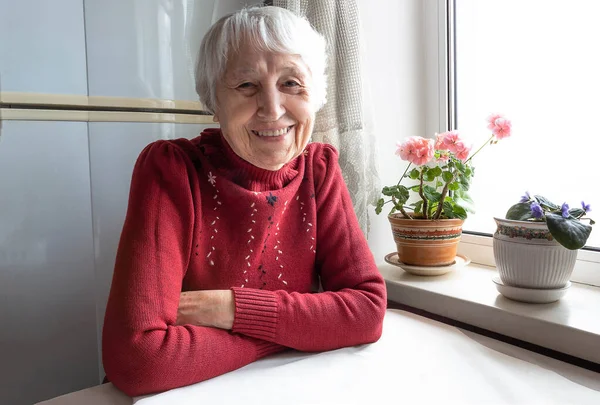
left=195, top=6, right=328, bottom=114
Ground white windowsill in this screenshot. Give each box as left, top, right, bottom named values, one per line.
left=380, top=259, right=600, bottom=365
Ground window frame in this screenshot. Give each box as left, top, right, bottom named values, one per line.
left=427, top=0, right=600, bottom=287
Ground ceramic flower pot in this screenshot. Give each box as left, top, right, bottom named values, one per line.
left=388, top=213, right=464, bottom=266
left=493, top=217, right=578, bottom=289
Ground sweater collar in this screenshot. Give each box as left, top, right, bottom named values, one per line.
left=196, top=128, right=300, bottom=192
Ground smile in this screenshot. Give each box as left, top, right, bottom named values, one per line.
left=251, top=125, right=294, bottom=137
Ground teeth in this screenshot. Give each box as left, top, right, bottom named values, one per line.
left=253, top=126, right=292, bottom=137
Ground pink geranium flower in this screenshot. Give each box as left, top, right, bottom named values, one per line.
left=487, top=113, right=504, bottom=130
left=396, top=136, right=434, bottom=166
left=440, top=130, right=462, bottom=153
left=491, top=117, right=512, bottom=140
left=455, top=144, right=472, bottom=162
left=452, top=140, right=468, bottom=153
left=434, top=133, right=447, bottom=150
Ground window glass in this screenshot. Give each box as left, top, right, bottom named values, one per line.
left=455, top=0, right=600, bottom=248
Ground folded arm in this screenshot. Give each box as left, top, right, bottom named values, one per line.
left=102, top=142, right=284, bottom=397
left=229, top=145, right=387, bottom=351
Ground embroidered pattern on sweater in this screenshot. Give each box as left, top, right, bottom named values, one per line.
left=241, top=198, right=257, bottom=288
left=266, top=192, right=278, bottom=206
left=295, top=193, right=317, bottom=254
left=241, top=192, right=263, bottom=288
left=238, top=192, right=291, bottom=289
left=206, top=171, right=220, bottom=266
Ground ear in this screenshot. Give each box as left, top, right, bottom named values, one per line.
left=212, top=114, right=219, bottom=123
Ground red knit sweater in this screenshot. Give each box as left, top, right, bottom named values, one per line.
left=102, top=129, right=387, bottom=396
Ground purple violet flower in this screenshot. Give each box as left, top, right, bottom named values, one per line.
left=561, top=203, right=569, bottom=218
left=520, top=191, right=531, bottom=203
left=581, top=201, right=591, bottom=212
left=531, top=202, right=544, bottom=219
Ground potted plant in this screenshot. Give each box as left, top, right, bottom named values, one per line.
left=376, top=114, right=512, bottom=267
left=494, top=193, right=594, bottom=290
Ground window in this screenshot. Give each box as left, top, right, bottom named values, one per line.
left=453, top=0, right=600, bottom=248
left=433, top=0, right=600, bottom=285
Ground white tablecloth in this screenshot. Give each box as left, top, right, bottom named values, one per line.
left=39, top=309, right=600, bottom=405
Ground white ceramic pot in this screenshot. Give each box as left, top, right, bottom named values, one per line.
left=493, top=217, right=578, bottom=289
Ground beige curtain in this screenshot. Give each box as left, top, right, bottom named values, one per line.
left=273, top=0, right=380, bottom=235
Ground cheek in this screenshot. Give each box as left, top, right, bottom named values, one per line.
left=289, top=98, right=315, bottom=124
left=295, top=117, right=315, bottom=149
left=217, top=92, right=257, bottom=127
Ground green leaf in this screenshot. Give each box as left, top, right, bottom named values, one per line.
left=424, top=169, right=436, bottom=182
left=443, top=201, right=455, bottom=218
left=423, top=185, right=442, bottom=203
left=381, top=186, right=398, bottom=197
left=430, top=166, right=442, bottom=177
left=452, top=204, right=468, bottom=220
left=375, top=198, right=385, bottom=215
left=534, top=195, right=559, bottom=211
left=455, top=160, right=466, bottom=173
left=442, top=171, right=454, bottom=183
left=413, top=200, right=423, bottom=215
left=410, top=185, right=421, bottom=192
left=382, top=186, right=410, bottom=205
left=505, top=202, right=534, bottom=221
left=448, top=182, right=460, bottom=191
left=428, top=202, right=438, bottom=217
left=394, top=186, right=410, bottom=205
left=454, top=189, right=474, bottom=204
left=459, top=174, right=471, bottom=191
left=546, top=212, right=592, bottom=250
left=409, top=169, right=420, bottom=180
left=568, top=208, right=585, bottom=219
left=454, top=189, right=476, bottom=214
left=465, top=167, right=473, bottom=177
left=436, top=181, right=443, bottom=188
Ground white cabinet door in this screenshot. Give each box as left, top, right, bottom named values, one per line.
left=84, top=0, right=249, bottom=102
left=0, top=0, right=88, bottom=95
left=0, top=121, right=97, bottom=405
left=88, top=122, right=213, bottom=378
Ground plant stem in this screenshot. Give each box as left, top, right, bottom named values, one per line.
left=397, top=162, right=412, bottom=186
left=391, top=195, right=413, bottom=219
left=465, top=134, right=494, bottom=164
left=433, top=170, right=456, bottom=219
left=419, top=169, right=428, bottom=219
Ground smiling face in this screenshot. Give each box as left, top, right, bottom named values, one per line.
left=214, top=44, right=316, bottom=171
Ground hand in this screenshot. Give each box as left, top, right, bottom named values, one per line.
left=176, top=290, right=235, bottom=330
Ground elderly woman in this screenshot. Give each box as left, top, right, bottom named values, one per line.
left=102, top=6, right=386, bottom=396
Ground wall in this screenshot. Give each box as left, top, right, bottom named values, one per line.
left=357, top=0, right=427, bottom=260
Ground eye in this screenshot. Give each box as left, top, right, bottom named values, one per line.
left=237, top=82, right=255, bottom=89
left=283, top=80, right=300, bottom=87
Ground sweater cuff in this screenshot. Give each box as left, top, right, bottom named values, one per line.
left=255, top=340, right=286, bottom=358
left=231, top=287, right=279, bottom=341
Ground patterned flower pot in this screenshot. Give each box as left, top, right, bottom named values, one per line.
left=493, top=218, right=578, bottom=289
left=388, top=214, right=464, bottom=266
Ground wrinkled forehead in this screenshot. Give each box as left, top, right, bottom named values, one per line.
left=224, top=47, right=311, bottom=80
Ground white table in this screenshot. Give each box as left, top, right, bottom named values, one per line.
left=39, top=309, right=600, bottom=405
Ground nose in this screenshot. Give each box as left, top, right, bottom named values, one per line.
left=256, top=85, right=285, bottom=121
